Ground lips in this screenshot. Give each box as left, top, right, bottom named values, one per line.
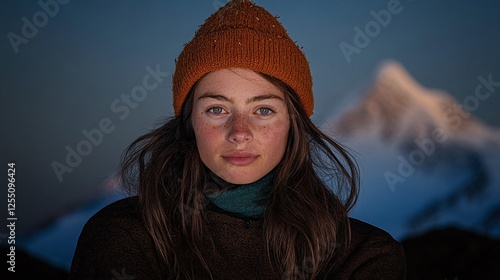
left=222, top=151, right=258, bottom=166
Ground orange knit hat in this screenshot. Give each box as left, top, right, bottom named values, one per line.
left=172, top=0, right=314, bottom=116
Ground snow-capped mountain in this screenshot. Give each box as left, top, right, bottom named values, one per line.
left=323, top=60, right=500, bottom=240
left=330, top=60, right=500, bottom=148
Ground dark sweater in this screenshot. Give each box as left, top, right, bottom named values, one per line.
left=69, top=196, right=406, bottom=279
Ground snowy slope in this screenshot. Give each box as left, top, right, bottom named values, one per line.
left=326, top=60, right=500, bottom=240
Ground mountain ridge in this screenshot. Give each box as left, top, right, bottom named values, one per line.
left=323, top=59, right=500, bottom=240
left=330, top=60, right=500, bottom=149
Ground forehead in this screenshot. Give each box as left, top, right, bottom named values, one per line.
left=193, top=68, right=283, bottom=99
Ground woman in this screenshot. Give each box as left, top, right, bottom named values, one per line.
left=70, top=1, right=406, bottom=279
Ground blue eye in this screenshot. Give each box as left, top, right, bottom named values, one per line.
left=208, top=107, right=224, bottom=115
left=257, top=108, right=273, bottom=115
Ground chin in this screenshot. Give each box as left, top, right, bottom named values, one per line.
left=221, top=173, right=264, bottom=185
left=225, top=177, right=256, bottom=185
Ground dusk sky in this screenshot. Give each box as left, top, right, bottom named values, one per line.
left=1, top=0, right=500, bottom=239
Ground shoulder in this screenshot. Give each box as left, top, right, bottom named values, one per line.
left=331, top=218, right=407, bottom=279
left=74, top=196, right=148, bottom=248
left=82, top=196, right=142, bottom=230
left=73, top=196, right=144, bottom=240
left=70, top=196, right=166, bottom=279
left=347, top=217, right=406, bottom=259
left=348, top=218, right=401, bottom=247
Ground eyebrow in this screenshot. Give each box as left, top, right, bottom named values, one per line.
left=197, top=92, right=284, bottom=104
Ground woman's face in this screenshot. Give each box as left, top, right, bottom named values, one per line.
left=191, top=68, right=290, bottom=184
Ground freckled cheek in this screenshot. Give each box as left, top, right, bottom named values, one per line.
left=193, top=120, right=224, bottom=150
left=259, top=122, right=289, bottom=145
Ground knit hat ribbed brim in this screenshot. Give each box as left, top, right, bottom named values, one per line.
left=172, top=0, right=313, bottom=116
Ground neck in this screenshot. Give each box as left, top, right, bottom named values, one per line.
left=205, top=170, right=276, bottom=218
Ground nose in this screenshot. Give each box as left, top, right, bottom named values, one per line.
left=227, top=113, right=253, bottom=144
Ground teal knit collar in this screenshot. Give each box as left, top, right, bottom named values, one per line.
left=205, top=170, right=276, bottom=218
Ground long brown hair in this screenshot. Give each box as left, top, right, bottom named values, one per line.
left=119, top=72, right=360, bottom=279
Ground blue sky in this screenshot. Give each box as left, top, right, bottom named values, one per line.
left=1, top=0, right=500, bottom=239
